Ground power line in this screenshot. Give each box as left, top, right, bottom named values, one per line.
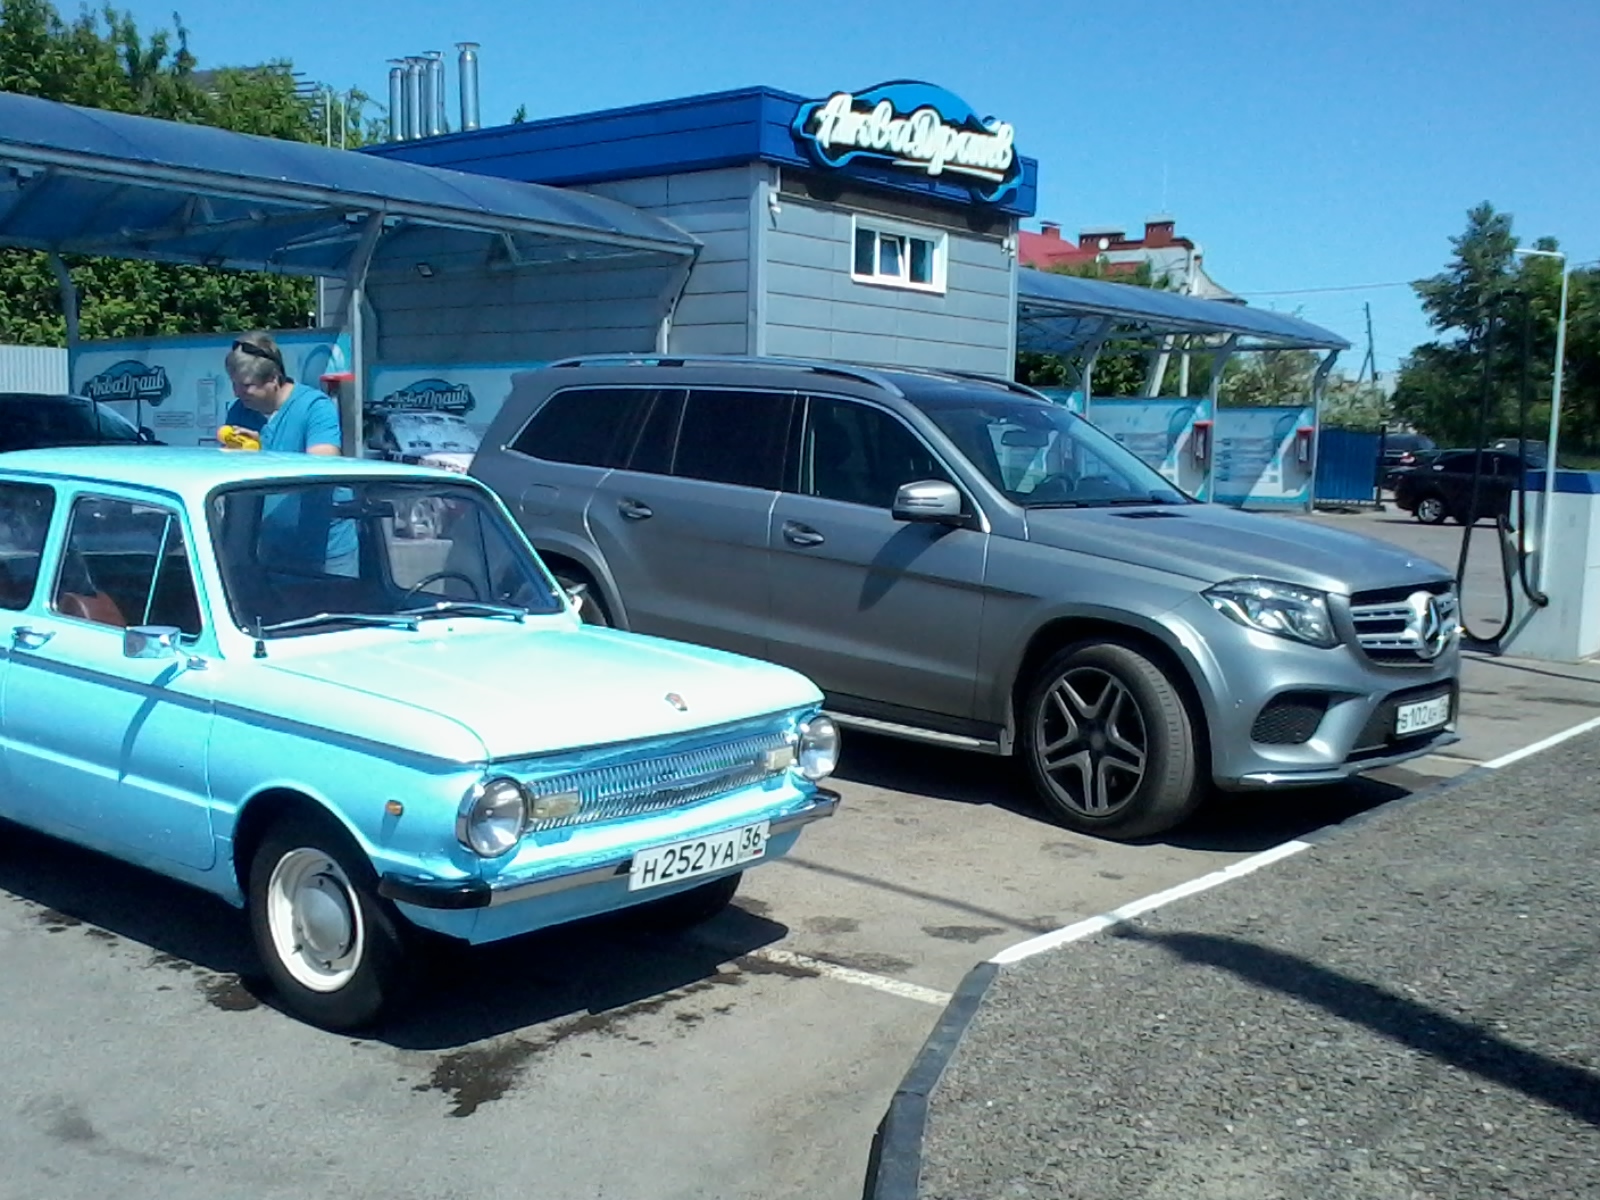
left=1238, top=257, right=1599, bottom=299
left=1236, top=280, right=1423, bottom=297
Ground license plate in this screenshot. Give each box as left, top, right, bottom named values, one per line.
left=628, top=822, right=769, bottom=892
left=1395, top=694, right=1451, bottom=736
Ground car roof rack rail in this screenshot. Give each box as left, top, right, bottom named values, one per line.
left=901, top=366, right=1054, bottom=401
left=543, top=353, right=907, bottom=396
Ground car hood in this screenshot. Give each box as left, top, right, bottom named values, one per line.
left=1022, top=503, right=1453, bottom=594
left=260, top=623, right=822, bottom=760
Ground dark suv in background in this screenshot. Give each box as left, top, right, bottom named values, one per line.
left=469, top=355, right=1461, bottom=839
left=1391, top=446, right=1547, bottom=525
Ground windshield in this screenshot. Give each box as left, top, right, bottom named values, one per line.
left=207, top=478, right=564, bottom=637
left=0, top=394, right=143, bottom=452
left=917, top=393, right=1190, bottom=507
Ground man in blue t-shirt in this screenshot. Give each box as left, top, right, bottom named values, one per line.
left=225, top=334, right=356, bottom=574
left=224, top=334, right=342, bottom=455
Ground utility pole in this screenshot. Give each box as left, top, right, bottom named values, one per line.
left=1357, top=301, right=1377, bottom=386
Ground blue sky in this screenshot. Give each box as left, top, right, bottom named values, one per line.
left=127, top=0, right=1599, bottom=375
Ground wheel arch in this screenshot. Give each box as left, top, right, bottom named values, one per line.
left=230, top=787, right=366, bottom=897
left=1007, top=615, right=1215, bottom=780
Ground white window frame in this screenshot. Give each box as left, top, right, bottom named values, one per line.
left=849, top=215, right=948, bottom=295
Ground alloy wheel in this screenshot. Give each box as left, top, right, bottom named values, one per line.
left=1032, top=667, right=1149, bottom=817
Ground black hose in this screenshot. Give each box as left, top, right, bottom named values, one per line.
left=1454, top=292, right=1549, bottom=653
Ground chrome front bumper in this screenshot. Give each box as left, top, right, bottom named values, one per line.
left=378, top=788, right=840, bottom=911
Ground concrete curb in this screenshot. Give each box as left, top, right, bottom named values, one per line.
left=857, top=760, right=1507, bottom=1200
left=860, top=960, right=999, bottom=1200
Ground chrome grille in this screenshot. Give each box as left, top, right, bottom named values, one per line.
left=1348, top=583, right=1459, bottom=665
left=520, top=729, right=794, bottom=832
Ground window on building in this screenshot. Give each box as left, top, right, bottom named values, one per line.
left=851, top=219, right=947, bottom=293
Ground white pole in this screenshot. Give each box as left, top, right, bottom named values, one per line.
left=1538, top=265, right=1569, bottom=591
left=1515, top=246, right=1569, bottom=593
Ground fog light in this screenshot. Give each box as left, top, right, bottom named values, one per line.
left=531, top=790, right=581, bottom=821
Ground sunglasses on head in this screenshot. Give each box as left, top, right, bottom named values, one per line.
left=231, top=340, right=285, bottom=371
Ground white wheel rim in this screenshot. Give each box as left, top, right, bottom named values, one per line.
left=266, top=848, right=365, bottom=993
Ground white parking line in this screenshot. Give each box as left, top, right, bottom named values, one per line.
left=1481, top=713, right=1600, bottom=770
left=988, top=839, right=1313, bottom=965
left=748, top=948, right=953, bottom=1007
left=990, top=710, right=1600, bottom=968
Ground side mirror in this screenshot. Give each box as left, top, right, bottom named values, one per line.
left=124, top=625, right=182, bottom=660
left=892, top=480, right=965, bottom=525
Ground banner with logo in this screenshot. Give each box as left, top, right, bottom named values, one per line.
left=367, top=361, right=545, bottom=438
left=1083, top=397, right=1215, bottom=501
left=72, top=330, right=349, bottom=446
left=1212, top=405, right=1317, bottom=510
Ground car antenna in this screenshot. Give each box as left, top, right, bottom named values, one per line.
left=252, top=616, right=268, bottom=659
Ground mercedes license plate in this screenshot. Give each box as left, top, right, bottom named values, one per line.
left=1395, top=693, right=1451, bottom=736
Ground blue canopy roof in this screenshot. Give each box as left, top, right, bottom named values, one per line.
left=1017, top=267, right=1351, bottom=353
left=0, top=92, right=698, bottom=278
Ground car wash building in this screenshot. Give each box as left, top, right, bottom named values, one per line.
left=361, top=82, right=1035, bottom=380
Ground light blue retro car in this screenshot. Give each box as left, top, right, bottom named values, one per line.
left=0, top=447, right=840, bottom=1030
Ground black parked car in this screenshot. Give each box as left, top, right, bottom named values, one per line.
left=1376, top=431, right=1436, bottom=487
left=0, top=392, right=158, bottom=453
left=1391, top=447, right=1546, bottom=525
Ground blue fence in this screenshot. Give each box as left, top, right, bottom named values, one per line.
left=1314, top=428, right=1381, bottom=505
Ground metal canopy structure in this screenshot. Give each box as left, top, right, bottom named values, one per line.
left=1016, top=268, right=1351, bottom=356
left=0, top=93, right=699, bottom=277
left=0, top=91, right=701, bottom=448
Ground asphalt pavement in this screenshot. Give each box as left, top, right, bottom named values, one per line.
left=3, top=504, right=1597, bottom=1200
left=904, top=726, right=1600, bottom=1200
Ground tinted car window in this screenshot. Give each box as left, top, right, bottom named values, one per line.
left=1434, top=452, right=1486, bottom=473
left=672, top=389, right=792, bottom=490
left=801, top=396, right=952, bottom=509
left=0, top=482, right=55, bottom=610
left=510, top=387, right=654, bottom=468
left=0, top=394, right=142, bottom=452
left=54, top=496, right=201, bottom=635
left=626, top=388, right=685, bottom=475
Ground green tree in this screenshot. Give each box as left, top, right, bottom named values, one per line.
left=0, top=0, right=359, bottom=345
left=1392, top=202, right=1600, bottom=459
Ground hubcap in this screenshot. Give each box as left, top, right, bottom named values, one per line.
left=1034, top=668, right=1149, bottom=817
left=265, top=848, right=365, bottom=993
left=1420, top=498, right=1442, bottom=521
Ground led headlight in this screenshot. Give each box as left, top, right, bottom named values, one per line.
left=797, top=715, right=840, bottom=781
left=457, top=777, right=528, bottom=858
left=1204, top=578, right=1337, bottom=648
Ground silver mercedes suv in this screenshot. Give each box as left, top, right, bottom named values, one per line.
left=470, top=355, right=1461, bottom=839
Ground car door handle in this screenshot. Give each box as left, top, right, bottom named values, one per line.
left=782, top=521, right=825, bottom=547
left=618, top=498, right=654, bottom=521
left=11, top=626, right=54, bottom=649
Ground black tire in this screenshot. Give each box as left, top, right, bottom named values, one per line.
left=554, top=571, right=611, bottom=627
left=1414, top=494, right=1449, bottom=525
left=630, top=871, right=743, bottom=932
left=247, top=809, right=414, bottom=1031
left=1021, top=641, right=1202, bottom=840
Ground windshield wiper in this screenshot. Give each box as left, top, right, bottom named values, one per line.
left=400, top=600, right=528, bottom=623
left=256, top=612, right=421, bottom=635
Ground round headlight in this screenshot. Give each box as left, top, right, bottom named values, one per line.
left=797, top=716, right=840, bottom=781
left=458, top=777, right=527, bottom=858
